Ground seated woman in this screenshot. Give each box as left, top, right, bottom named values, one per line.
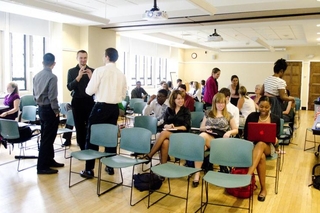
left=251, top=84, right=262, bottom=110
left=193, top=93, right=238, bottom=187
left=0, top=82, right=20, bottom=120
left=244, top=96, right=280, bottom=202
left=237, top=86, right=256, bottom=126
left=0, top=82, right=21, bottom=148
left=140, top=90, right=191, bottom=164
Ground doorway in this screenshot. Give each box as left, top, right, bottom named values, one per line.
left=308, top=62, right=320, bottom=111
left=282, top=62, right=302, bottom=98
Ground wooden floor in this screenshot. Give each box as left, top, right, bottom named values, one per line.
left=0, top=110, right=320, bottom=213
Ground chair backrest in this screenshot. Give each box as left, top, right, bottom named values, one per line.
left=191, top=111, right=204, bottom=128
left=0, top=119, right=20, bottom=139
left=194, top=102, right=204, bottom=112
left=294, top=97, right=301, bottom=111
left=59, top=102, right=70, bottom=115
left=90, top=124, right=118, bottom=147
left=169, top=133, right=205, bottom=161
left=133, top=102, right=147, bottom=114
left=129, top=98, right=144, bottom=109
left=280, top=118, right=284, bottom=135
left=209, top=138, right=253, bottom=167
left=120, top=127, right=152, bottom=154
left=65, top=110, right=75, bottom=126
left=19, top=95, right=36, bottom=111
left=21, top=106, right=37, bottom=122
left=134, top=116, right=157, bottom=135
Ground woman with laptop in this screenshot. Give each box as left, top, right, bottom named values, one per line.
left=192, top=93, right=238, bottom=187
left=244, top=96, right=281, bottom=202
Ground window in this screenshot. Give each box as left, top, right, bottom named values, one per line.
left=130, top=54, right=168, bottom=87
left=10, top=33, right=45, bottom=90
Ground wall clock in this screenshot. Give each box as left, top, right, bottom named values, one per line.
left=191, top=52, right=197, bottom=59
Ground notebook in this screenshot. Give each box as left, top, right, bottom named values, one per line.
left=247, top=122, right=277, bottom=144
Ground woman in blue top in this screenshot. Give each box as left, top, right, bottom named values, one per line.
left=141, top=90, right=191, bottom=164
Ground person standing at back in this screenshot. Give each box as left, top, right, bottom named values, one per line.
left=203, top=67, right=221, bottom=108
left=33, top=53, right=64, bottom=175
left=66, top=50, right=95, bottom=149
left=80, top=48, right=127, bottom=178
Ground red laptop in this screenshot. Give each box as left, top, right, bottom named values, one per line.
left=247, top=122, right=277, bottom=144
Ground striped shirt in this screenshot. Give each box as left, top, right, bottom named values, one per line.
left=263, top=76, right=286, bottom=96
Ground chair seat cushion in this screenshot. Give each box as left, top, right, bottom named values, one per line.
left=101, top=155, right=149, bottom=168
left=203, top=171, right=251, bottom=188
left=151, top=163, right=201, bottom=178
left=57, top=128, right=75, bottom=134
left=71, top=150, right=115, bottom=160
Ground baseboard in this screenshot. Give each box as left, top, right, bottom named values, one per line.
left=302, top=107, right=306, bottom=110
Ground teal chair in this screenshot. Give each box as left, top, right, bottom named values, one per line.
left=147, top=133, right=205, bottom=213
left=20, top=105, right=41, bottom=149
left=190, top=111, right=204, bottom=133
left=129, top=98, right=144, bottom=109
left=98, top=127, right=151, bottom=206
left=19, top=95, right=37, bottom=121
left=56, top=110, right=76, bottom=158
left=294, top=97, right=301, bottom=127
left=194, top=102, right=204, bottom=112
left=133, top=102, right=147, bottom=115
left=134, top=116, right=158, bottom=170
left=68, top=124, right=118, bottom=187
left=199, top=138, right=253, bottom=213
left=0, top=118, right=37, bottom=172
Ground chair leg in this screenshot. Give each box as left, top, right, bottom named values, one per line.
left=68, top=157, right=88, bottom=188
left=97, top=165, right=123, bottom=196
left=275, top=154, right=280, bottom=194
left=304, top=128, right=316, bottom=151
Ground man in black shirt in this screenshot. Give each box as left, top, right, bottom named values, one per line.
left=131, top=81, right=148, bottom=102
left=66, top=50, right=95, bottom=150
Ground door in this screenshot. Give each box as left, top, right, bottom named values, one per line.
left=308, top=62, right=320, bottom=110
left=282, top=62, right=302, bottom=98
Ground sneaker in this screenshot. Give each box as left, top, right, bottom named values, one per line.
left=80, top=170, right=94, bottom=179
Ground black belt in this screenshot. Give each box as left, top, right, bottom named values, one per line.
left=38, top=104, right=51, bottom=108
left=95, top=102, right=117, bottom=106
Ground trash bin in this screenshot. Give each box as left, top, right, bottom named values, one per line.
left=314, top=98, right=320, bottom=117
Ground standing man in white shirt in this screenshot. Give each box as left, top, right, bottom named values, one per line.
left=142, top=89, right=169, bottom=132
left=80, top=48, right=127, bottom=178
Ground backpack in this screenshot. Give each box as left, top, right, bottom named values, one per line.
left=312, top=164, right=320, bottom=190
left=133, top=173, right=162, bottom=191
left=226, top=167, right=255, bottom=198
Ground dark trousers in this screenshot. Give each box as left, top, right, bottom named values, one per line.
left=37, top=105, right=59, bottom=170
left=71, top=97, right=94, bottom=150
left=85, top=103, right=119, bottom=171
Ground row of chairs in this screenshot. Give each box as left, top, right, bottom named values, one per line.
left=67, top=122, right=254, bottom=213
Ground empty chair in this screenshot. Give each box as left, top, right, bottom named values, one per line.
left=147, top=133, right=205, bottom=213
left=199, top=138, right=253, bottom=213
left=19, top=95, right=36, bottom=122
left=133, top=102, right=147, bottom=115
left=129, top=98, right=144, bottom=109
left=68, top=123, right=118, bottom=187
left=194, top=102, right=204, bottom=112
left=98, top=127, right=151, bottom=206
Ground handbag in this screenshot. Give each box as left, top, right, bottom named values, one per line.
left=226, top=167, right=256, bottom=198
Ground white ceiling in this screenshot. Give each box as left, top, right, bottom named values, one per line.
left=1, top=0, right=320, bottom=51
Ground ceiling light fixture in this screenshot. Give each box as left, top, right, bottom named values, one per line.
left=220, top=48, right=286, bottom=52
left=142, top=0, right=168, bottom=21
left=207, top=29, right=223, bottom=42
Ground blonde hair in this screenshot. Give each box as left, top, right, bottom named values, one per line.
left=193, top=81, right=199, bottom=90
left=209, top=93, right=230, bottom=120
left=239, top=86, right=249, bottom=99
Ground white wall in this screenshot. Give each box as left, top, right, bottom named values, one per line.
left=181, top=47, right=320, bottom=109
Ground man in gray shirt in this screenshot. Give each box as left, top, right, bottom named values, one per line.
left=33, top=53, right=64, bottom=175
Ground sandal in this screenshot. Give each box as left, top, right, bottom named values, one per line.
left=139, top=154, right=151, bottom=164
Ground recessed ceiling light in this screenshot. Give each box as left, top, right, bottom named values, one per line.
left=317, top=24, right=320, bottom=27
left=317, top=38, right=320, bottom=41
left=317, top=32, right=320, bottom=35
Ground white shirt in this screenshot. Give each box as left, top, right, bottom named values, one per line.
left=86, top=63, right=127, bottom=104
left=192, top=89, right=202, bottom=102
left=264, top=76, right=286, bottom=96
left=142, top=99, right=169, bottom=126
left=227, top=102, right=239, bottom=127
left=240, top=97, right=256, bottom=118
